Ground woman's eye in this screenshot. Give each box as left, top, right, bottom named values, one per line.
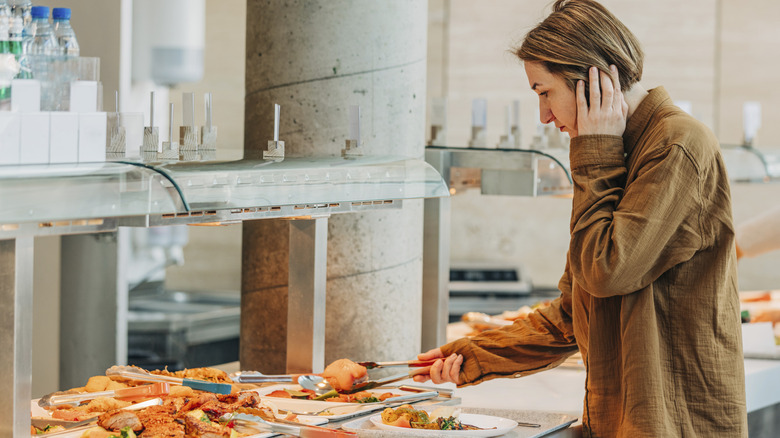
left=539, top=91, right=548, bottom=97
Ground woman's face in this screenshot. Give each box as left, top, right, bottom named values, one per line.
left=524, top=61, right=579, bottom=138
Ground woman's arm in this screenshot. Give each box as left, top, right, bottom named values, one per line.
left=414, top=263, right=578, bottom=387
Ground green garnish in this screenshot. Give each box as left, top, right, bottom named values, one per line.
left=120, top=427, right=138, bottom=438
left=357, top=396, right=380, bottom=403
left=312, top=389, right=339, bottom=401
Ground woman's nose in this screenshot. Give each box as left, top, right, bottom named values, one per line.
left=539, top=102, right=554, bottom=124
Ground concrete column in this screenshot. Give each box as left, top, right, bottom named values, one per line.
left=242, top=0, right=428, bottom=371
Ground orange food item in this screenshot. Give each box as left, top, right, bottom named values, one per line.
left=741, top=292, right=772, bottom=302
left=321, top=358, right=367, bottom=392
left=267, top=389, right=292, bottom=398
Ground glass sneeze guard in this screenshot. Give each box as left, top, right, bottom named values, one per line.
left=157, top=155, right=449, bottom=211
left=0, top=155, right=449, bottom=227
left=0, top=162, right=182, bottom=225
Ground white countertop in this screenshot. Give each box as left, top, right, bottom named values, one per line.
left=395, top=358, right=780, bottom=418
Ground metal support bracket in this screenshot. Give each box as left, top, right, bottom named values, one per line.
left=0, top=237, right=34, bottom=437
left=286, top=217, right=328, bottom=373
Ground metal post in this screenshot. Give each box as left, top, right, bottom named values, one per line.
left=286, top=217, right=328, bottom=374
left=422, top=148, right=453, bottom=351
left=422, top=197, right=451, bottom=351
left=0, top=237, right=34, bottom=437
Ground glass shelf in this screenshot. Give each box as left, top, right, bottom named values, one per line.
left=0, top=155, right=449, bottom=227
left=0, top=162, right=181, bottom=225
left=156, top=155, right=449, bottom=211
left=425, top=146, right=573, bottom=197
left=721, top=144, right=780, bottom=182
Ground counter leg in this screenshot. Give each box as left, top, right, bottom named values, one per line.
left=422, top=196, right=451, bottom=351
left=0, top=237, right=34, bottom=437
left=287, top=217, right=328, bottom=374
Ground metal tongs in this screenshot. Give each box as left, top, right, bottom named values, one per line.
left=38, top=382, right=169, bottom=408
left=229, top=371, right=308, bottom=384
left=230, top=413, right=357, bottom=437
left=106, top=365, right=232, bottom=394
left=355, top=359, right=438, bottom=370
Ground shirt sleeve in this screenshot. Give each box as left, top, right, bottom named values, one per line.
left=440, top=262, right=578, bottom=386
left=567, top=134, right=703, bottom=298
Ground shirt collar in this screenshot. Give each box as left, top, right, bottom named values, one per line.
left=623, top=86, right=672, bottom=157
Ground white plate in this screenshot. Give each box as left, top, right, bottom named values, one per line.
left=251, top=384, right=436, bottom=421
left=368, top=413, right=518, bottom=437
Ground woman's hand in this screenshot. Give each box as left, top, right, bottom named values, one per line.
left=412, top=348, right=463, bottom=385
left=576, top=65, right=628, bottom=136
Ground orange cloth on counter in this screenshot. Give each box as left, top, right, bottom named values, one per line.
left=441, top=87, right=747, bottom=437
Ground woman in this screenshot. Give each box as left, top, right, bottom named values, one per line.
left=415, top=1, right=747, bottom=436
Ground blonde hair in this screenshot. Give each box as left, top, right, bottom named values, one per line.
left=515, top=0, right=643, bottom=92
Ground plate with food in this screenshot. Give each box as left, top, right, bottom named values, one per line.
left=365, top=405, right=517, bottom=437
left=251, top=384, right=438, bottom=421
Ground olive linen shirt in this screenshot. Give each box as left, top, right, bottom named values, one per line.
left=441, top=87, right=747, bottom=437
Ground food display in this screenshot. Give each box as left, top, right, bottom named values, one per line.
left=379, top=405, right=486, bottom=431
left=31, top=366, right=303, bottom=437
left=740, top=290, right=780, bottom=346
left=265, top=388, right=396, bottom=403
left=461, top=300, right=553, bottom=336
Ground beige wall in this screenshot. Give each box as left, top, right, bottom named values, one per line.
left=164, top=0, right=246, bottom=293
left=432, top=0, right=780, bottom=290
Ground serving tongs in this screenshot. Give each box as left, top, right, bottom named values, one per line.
left=38, top=382, right=169, bottom=408
left=299, top=368, right=430, bottom=395
left=33, top=398, right=164, bottom=434
left=106, top=365, right=232, bottom=394
left=356, top=359, right=438, bottom=370
left=229, top=371, right=311, bottom=384
left=229, top=413, right=357, bottom=437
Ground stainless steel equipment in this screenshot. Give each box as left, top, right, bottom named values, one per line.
left=448, top=262, right=558, bottom=322
left=127, top=284, right=240, bottom=370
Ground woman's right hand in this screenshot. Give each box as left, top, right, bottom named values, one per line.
left=412, top=348, right=463, bottom=385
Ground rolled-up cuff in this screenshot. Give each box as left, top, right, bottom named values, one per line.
left=440, top=338, right=484, bottom=387
left=570, top=135, right=624, bottom=170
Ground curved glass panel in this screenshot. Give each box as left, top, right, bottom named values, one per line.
left=721, top=144, right=780, bottom=183
left=425, top=146, right=573, bottom=197
left=0, top=162, right=182, bottom=224
left=156, top=155, right=450, bottom=211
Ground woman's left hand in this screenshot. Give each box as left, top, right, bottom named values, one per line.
left=576, top=65, right=628, bottom=136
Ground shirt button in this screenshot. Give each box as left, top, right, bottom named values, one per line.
left=513, top=373, right=522, bottom=378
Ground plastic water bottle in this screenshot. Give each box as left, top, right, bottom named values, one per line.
left=8, top=0, right=31, bottom=32
left=1, top=0, right=10, bottom=102
left=26, top=6, right=56, bottom=56
left=52, top=7, right=78, bottom=57
left=26, top=6, right=57, bottom=109
left=8, top=16, right=27, bottom=78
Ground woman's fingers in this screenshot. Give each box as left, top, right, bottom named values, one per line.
left=600, top=69, right=614, bottom=110
left=609, top=65, right=626, bottom=115
left=589, top=66, right=600, bottom=107
left=449, top=355, right=463, bottom=384
left=417, top=348, right=444, bottom=361
left=421, top=353, right=462, bottom=384
left=576, top=79, right=588, bottom=116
